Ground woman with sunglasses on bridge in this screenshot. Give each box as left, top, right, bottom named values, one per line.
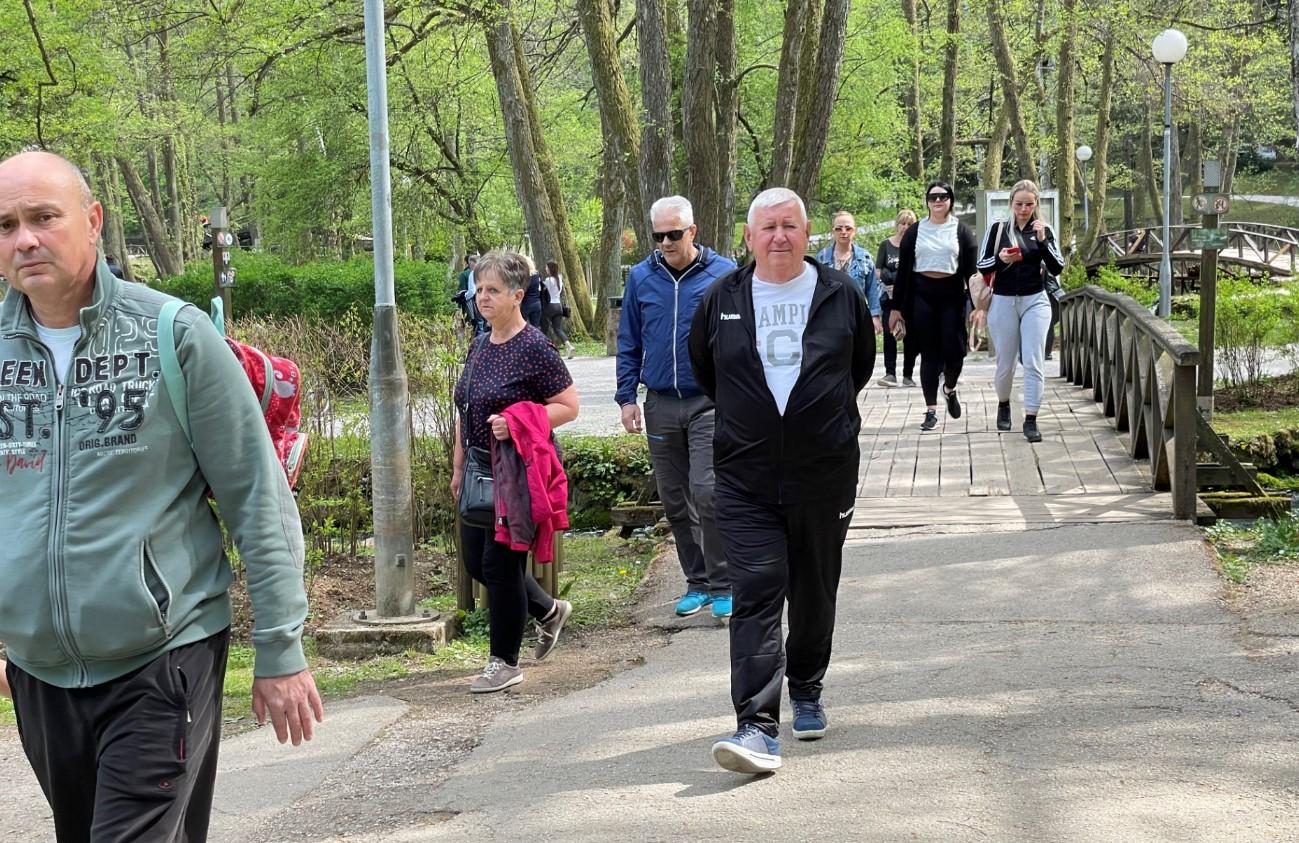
left=976, top=179, right=1065, bottom=443
left=889, top=180, right=980, bottom=432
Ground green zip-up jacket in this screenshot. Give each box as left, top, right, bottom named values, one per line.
left=0, top=258, right=308, bottom=688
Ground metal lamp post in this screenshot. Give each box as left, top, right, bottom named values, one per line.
left=1151, top=28, right=1188, bottom=318
left=1075, top=145, right=1093, bottom=232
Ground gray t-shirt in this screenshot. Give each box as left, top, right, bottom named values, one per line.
left=914, top=217, right=960, bottom=275
left=751, top=263, right=817, bottom=415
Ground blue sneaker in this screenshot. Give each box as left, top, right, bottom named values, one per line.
left=791, top=698, right=827, bottom=740
left=674, top=591, right=713, bottom=616
left=710, top=594, right=732, bottom=619
left=711, top=724, right=782, bottom=774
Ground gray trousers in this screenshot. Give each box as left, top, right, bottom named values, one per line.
left=644, top=391, right=729, bottom=595
left=988, top=291, right=1052, bottom=412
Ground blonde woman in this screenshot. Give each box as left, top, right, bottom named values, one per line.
left=975, top=179, right=1065, bottom=443
left=876, top=209, right=919, bottom=387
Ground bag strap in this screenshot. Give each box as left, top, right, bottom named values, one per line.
left=209, top=296, right=226, bottom=338
left=157, top=299, right=192, bottom=444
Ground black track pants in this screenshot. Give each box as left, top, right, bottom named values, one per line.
left=8, top=628, right=230, bottom=843
left=715, top=485, right=855, bottom=737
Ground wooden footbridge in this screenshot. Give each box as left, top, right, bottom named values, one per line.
left=1082, top=222, right=1298, bottom=281
left=850, top=284, right=1267, bottom=531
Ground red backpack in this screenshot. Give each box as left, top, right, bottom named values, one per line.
left=158, top=297, right=309, bottom=487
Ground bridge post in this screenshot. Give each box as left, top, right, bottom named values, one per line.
left=1172, top=364, right=1198, bottom=520
left=1195, top=206, right=1221, bottom=419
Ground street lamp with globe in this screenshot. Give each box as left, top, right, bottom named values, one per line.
left=1075, top=144, right=1093, bottom=233
left=1151, top=28, right=1188, bottom=317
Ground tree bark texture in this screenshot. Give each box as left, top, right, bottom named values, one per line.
left=1052, top=0, right=1076, bottom=249
left=1081, top=28, right=1114, bottom=254
left=683, top=0, right=721, bottom=251
left=981, top=97, right=1011, bottom=189
left=769, top=0, right=809, bottom=187
left=940, top=0, right=960, bottom=186
left=579, top=0, right=648, bottom=253
left=1292, top=0, right=1299, bottom=148
left=509, top=23, right=594, bottom=334
left=789, top=0, right=849, bottom=204
left=636, top=0, right=675, bottom=205
left=715, top=0, right=738, bottom=253
left=594, top=108, right=627, bottom=327
left=1169, top=117, right=1183, bottom=227
left=1140, top=102, right=1162, bottom=227
left=986, top=0, right=1036, bottom=181
left=94, top=155, right=134, bottom=283
left=1221, top=112, right=1241, bottom=195
left=901, top=0, right=924, bottom=182
left=117, top=156, right=183, bottom=278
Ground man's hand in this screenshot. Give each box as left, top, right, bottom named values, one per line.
left=620, top=403, right=642, bottom=434
left=252, top=669, right=324, bottom=746
left=0, top=659, right=10, bottom=699
left=872, top=315, right=884, bottom=335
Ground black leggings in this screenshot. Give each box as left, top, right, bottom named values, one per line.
left=881, top=300, right=918, bottom=378
left=911, top=275, right=968, bottom=406
left=543, top=303, right=569, bottom=345
left=461, top=523, right=555, bottom=666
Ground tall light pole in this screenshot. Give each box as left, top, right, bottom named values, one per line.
left=1075, top=144, right=1093, bottom=233
left=1152, top=28, right=1188, bottom=318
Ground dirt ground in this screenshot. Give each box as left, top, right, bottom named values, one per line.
left=1215, top=370, right=1299, bottom=412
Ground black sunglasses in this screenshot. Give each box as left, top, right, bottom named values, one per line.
left=926, top=193, right=952, bottom=202
left=652, top=229, right=687, bottom=243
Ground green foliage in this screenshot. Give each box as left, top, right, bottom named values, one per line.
left=150, top=253, right=454, bottom=322
left=1206, top=513, right=1299, bottom=584
left=1215, top=277, right=1299, bottom=390
left=559, top=435, right=653, bottom=528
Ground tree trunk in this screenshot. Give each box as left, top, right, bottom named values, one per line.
left=509, top=22, right=594, bottom=334
left=1081, top=27, right=1115, bottom=254
left=117, top=156, right=183, bottom=278
left=986, top=0, right=1036, bottom=180
left=901, top=0, right=924, bottom=182
left=715, top=0, right=738, bottom=252
left=579, top=0, right=649, bottom=254
left=1185, top=123, right=1202, bottom=196
left=683, top=0, right=721, bottom=250
left=769, top=0, right=809, bottom=187
left=483, top=15, right=564, bottom=290
left=1052, top=0, right=1076, bottom=249
left=594, top=109, right=627, bottom=328
left=1292, top=0, right=1299, bottom=148
left=940, top=0, right=960, bottom=186
left=981, top=97, right=1011, bottom=189
left=1140, top=103, right=1162, bottom=227
left=1169, top=118, right=1184, bottom=226
left=94, top=155, right=134, bottom=283
left=1221, top=112, right=1241, bottom=196
left=789, top=0, right=850, bottom=203
left=667, top=0, right=689, bottom=195
left=636, top=0, right=675, bottom=205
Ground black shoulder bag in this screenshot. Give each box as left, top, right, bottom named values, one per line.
left=457, top=336, right=497, bottom=528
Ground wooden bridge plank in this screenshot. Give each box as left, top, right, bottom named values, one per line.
left=1035, top=432, right=1086, bottom=494
left=1001, top=433, right=1046, bottom=495
left=912, top=433, right=942, bottom=497
left=886, top=433, right=919, bottom=497
left=1059, top=428, right=1122, bottom=494
left=859, top=433, right=895, bottom=497
left=968, top=432, right=1011, bottom=496
left=939, top=433, right=972, bottom=496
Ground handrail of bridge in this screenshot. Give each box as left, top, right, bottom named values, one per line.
left=1059, top=284, right=1200, bottom=520
left=1085, top=222, right=1298, bottom=275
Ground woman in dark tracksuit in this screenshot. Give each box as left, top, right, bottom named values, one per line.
left=889, top=180, right=979, bottom=432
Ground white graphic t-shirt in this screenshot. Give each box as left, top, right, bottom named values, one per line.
left=751, top=263, right=817, bottom=415
left=34, top=322, right=82, bottom=385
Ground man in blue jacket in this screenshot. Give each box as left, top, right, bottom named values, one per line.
left=617, top=196, right=736, bottom=619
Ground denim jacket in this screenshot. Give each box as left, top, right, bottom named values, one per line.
left=815, top=242, right=880, bottom=316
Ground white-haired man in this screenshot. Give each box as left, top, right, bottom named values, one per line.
left=617, top=196, right=736, bottom=619
left=688, top=187, right=875, bottom=774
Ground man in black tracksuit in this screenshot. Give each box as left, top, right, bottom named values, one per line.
left=688, top=187, right=875, bottom=774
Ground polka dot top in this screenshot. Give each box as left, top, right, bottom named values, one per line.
left=455, top=325, right=574, bottom=450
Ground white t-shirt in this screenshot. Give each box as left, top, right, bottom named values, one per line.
left=914, top=217, right=960, bottom=275
left=543, top=274, right=562, bottom=304
left=751, top=263, right=817, bottom=415
left=34, top=322, right=81, bottom=385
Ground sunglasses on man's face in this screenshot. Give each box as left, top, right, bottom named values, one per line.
left=652, top=229, right=687, bottom=243
left=926, top=193, right=952, bottom=202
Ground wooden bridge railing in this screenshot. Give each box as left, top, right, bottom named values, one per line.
left=1060, top=285, right=1201, bottom=519
left=1084, top=222, right=1299, bottom=276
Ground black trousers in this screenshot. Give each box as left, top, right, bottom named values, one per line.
left=912, top=276, right=968, bottom=406
left=881, top=300, right=918, bottom=379
left=715, top=484, right=855, bottom=737
left=1044, top=294, right=1060, bottom=355
left=8, top=628, right=230, bottom=843
left=461, top=523, right=555, bottom=666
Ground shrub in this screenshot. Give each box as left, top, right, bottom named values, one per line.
left=1215, top=275, right=1293, bottom=391
left=558, top=435, right=653, bottom=528
left=1060, top=261, right=1157, bottom=308
left=151, top=253, right=455, bottom=321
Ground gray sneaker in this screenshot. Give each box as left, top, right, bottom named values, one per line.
left=534, top=599, right=572, bottom=661
left=469, top=657, right=523, bottom=693
left=902, top=376, right=917, bottom=388
left=877, top=374, right=898, bottom=387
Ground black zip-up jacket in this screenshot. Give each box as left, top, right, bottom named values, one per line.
left=687, top=258, right=875, bottom=504
left=976, top=219, right=1066, bottom=296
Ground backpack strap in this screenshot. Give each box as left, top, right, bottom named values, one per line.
left=247, top=345, right=275, bottom=412
left=157, top=299, right=192, bottom=444
left=209, top=296, right=226, bottom=338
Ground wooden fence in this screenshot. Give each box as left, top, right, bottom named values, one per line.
left=1060, top=285, right=1201, bottom=519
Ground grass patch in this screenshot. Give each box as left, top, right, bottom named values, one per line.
left=1211, top=407, right=1299, bottom=439
left=1206, top=512, right=1299, bottom=584
left=560, top=532, right=657, bottom=628
left=0, top=697, right=12, bottom=727
left=571, top=339, right=609, bottom=358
